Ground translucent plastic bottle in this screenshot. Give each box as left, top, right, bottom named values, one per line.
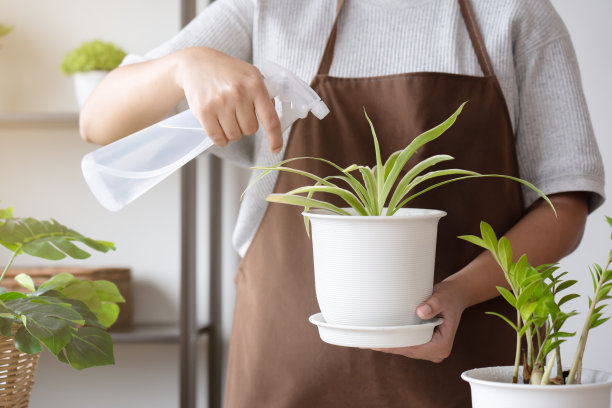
left=82, top=60, right=330, bottom=211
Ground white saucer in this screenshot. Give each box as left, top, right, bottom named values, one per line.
left=309, top=313, right=443, bottom=348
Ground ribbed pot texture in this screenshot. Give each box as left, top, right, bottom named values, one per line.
left=462, top=366, right=612, bottom=408
left=306, top=208, right=446, bottom=327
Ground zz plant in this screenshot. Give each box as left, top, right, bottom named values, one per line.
left=246, top=103, right=554, bottom=233
left=0, top=207, right=123, bottom=369
left=459, top=217, right=612, bottom=385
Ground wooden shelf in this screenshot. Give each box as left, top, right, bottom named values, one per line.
left=111, top=322, right=209, bottom=344
left=0, top=112, right=79, bottom=125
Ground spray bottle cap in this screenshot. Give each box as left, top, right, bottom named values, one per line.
left=259, top=60, right=329, bottom=128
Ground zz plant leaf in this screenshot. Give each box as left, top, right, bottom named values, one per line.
left=460, top=217, right=612, bottom=386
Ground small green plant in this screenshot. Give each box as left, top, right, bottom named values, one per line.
left=60, top=39, right=126, bottom=75
left=0, top=207, right=124, bottom=370
left=246, top=103, right=554, bottom=233
left=0, top=24, right=13, bottom=48
left=459, top=217, right=612, bottom=385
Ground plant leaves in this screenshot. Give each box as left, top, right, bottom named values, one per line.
left=381, top=102, right=467, bottom=203
left=14, top=325, right=42, bottom=354
left=0, top=216, right=115, bottom=261
left=14, top=273, right=36, bottom=292
left=497, top=286, right=517, bottom=308
left=0, top=317, right=12, bottom=337
left=267, top=194, right=350, bottom=216
left=22, top=313, right=72, bottom=355
left=485, top=311, right=517, bottom=332
left=63, top=326, right=115, bottom=369
left=92, top=280, right=125, bottom=303
left=96, top=302, right=120, bottom=328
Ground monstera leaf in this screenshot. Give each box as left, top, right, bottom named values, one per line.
left=0, top=208, right=115, bottom=260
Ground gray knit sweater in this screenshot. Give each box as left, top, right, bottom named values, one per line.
left=123, top=0, right=605, bottom=257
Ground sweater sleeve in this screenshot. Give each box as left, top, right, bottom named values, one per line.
left=120, top=0, right=257, bottom=167
left=513, top=4, right=605, bottom=212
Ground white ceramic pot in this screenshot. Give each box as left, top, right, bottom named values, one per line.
left=462, top=366, right=612, bottom=408
left=304, top=207, right=446, bottom=327
left=73, top=70, right=108, bottom=108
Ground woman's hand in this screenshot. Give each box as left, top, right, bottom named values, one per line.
left=371, top=279, right=468, bottom=363
left=174, top=47, right=283, bottom=153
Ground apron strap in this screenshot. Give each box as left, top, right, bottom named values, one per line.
left=458, top=0, right=496, bottom=77
left=316, top=0, right=345, bottom=76
left=317, top=0, right=497, bottom=79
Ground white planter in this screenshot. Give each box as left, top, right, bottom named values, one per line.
left=462, top=366, right=612, bottom=408
left=304, top=207, right=446, bottom=327
left=73, top=70, right=108, bottom=108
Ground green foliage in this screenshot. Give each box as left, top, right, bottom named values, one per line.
left=60, top=39, right=126, bottom=75
left=0, top=24, right=13, bottom=48
left=0, top=207, right=122, bottom=370
left=246, top=103, right=554, bottom=232
left=459, top=217, right=612, bottom=386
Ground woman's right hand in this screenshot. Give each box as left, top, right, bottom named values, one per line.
left=173, top=47, right=283, bottom=154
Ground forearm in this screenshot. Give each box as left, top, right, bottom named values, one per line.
left=79, top=51, right=185, bottom=146
left=446, top=191, right=589, bottom=310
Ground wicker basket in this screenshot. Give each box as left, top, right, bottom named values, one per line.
left=0, top=334, right=40, bottom=408
left=2, top=267, right=133, bottom=330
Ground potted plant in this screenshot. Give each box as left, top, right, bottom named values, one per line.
left=60, top=39, right=126, bottom=107
left=460, top=218, right=612, bottom=408
left=247, top=103, right=553, bottom=348
left=0, top=23, right=13, bottom=48
left=0, top=206, right=124, bottom=406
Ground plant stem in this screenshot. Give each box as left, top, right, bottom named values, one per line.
left=541, top=351, right=556, bottom=385
left=0, top=248, right=19, bottom=285
left=513, top=309, right=521, bottom=383
left=567, top=257, right=612, bottom=384
left=526, top=326, right=534, bottom=372
left=555, top=343, right=564, bottom=384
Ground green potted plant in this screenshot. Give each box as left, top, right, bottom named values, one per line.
left=0, top=23, right=13, bottom=48
left=60, top=39, right=126, bottom=107
left=0, top=207, right=124, bottom=406
left=460, top=218, right=612, bottom=407
left=247, top=103, right=554, bottom=348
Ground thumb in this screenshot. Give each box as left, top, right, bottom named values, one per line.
left=416, top=296, right=441, bottom=320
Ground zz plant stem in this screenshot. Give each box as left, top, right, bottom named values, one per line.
left=567, top=253, right=612, bottom=384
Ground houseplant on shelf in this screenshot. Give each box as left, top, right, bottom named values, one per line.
left=460, top=218, right=612, bottom=408
left=246, top=102, right=554, bottom=348
left=60, top=39, right=126, bottom=107
left=0, top=207, right=124, bottom=407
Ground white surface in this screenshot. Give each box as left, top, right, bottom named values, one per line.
left=73, top=70, right=107, bottom=108
left=306, top=208, right=445, bottom=326
left=309, top=313, right=442, bottom=348
left=462, top=366, right=612, bottom=408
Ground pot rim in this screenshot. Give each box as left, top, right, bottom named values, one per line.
left=303, top=207, right=447, bottom=220
left=461, top=366, right=612, bottom=390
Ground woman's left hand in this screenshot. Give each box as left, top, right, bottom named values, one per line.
left=371, top=279, right=468, bottom=363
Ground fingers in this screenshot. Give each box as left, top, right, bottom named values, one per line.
left=236, top=100, right=259, bottom=136
left=417, top=296, right=442, bottom=320
left=200, top=112, right=228, bottom=147
left=253, top=90, right=282, bottom=154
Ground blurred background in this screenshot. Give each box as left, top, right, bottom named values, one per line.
left=0, top=0, right=610, bottom=407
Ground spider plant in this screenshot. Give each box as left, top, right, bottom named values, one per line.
left=245, top=102, right=554, bottom=232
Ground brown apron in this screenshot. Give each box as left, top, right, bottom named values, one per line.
left=225, top=0, right=525, bottom=406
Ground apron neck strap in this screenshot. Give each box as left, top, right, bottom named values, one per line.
left=316, top=0, right=497, bottom=78
left=458, top=0, right=495, bottom=77
left=316, top=0, right=345, bottom=76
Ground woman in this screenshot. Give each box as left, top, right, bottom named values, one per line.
left=80, top=0, right=605, bottom=406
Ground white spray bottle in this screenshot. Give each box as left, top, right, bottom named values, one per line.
left=81, top=60, right=330, bottom=211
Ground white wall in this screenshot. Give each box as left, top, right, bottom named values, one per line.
left=551, top=0, right=612, bottom=373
